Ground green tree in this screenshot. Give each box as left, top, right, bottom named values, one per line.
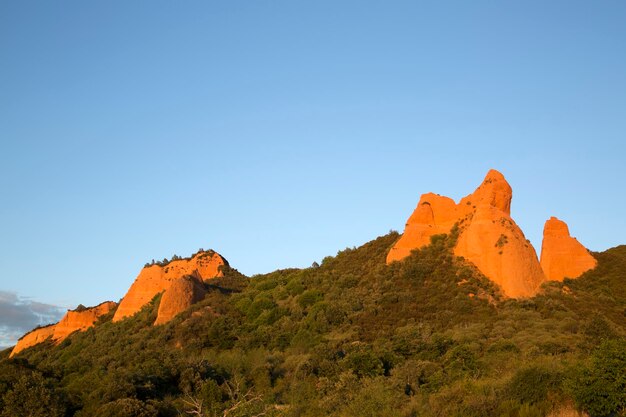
left=507, top=366, right=562, bottom=405
left=297, top=289, right=323, bottom=309
left=346, top=348, right=384, bottom=378
left=580, top=314, right=618, bottom=351
left=1, top=373, right=65, bottom=417
left=571, top=339, right=626, bottom=417
left=94, top=398, right=158, bottom=417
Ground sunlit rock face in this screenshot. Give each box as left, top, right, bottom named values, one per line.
left=453, top=204, right=545, bottom=298
left=113, top=250, right=226, bottom=322
left=9, top=326, right=55, bottom=357
left=386, top=193, right=459, bottom=262
left=10, top=250, right=227, bottom=356
left=154, top=275, right=207, bottom=325
left=52, top=301, right=117, bottom=340
left=10, top=301, right=116, bottom=357
left=388, top=170, right=545, bottom=298
left=540, top=216, right=597, bottom=282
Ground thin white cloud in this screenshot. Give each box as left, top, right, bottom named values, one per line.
left=0, top=291, right=65, bottom=348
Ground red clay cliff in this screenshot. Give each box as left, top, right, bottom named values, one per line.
left=113, top=250, right=226, bottom=322
left=10, top=301, right=116, bottom=357
left=388, top=170, right=581, bottom=298
left=154, top=275, right=207, bottom=325
left=10, top=250, right=227, bottom=356
left=540, top=217, right=597, bottom=281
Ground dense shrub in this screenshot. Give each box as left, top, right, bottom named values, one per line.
left=1, top=373, right=66, bottom=417
left=571, top=339, right=626, bottom=417
left=94, top=399, right=158, bottom=417
left=506, top=366, right=563, bottom=405
left=346, top=347, right=384, bottom=378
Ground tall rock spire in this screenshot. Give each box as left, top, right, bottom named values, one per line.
left=540, top=217, right=597, bottom=281
left=460, top=169, right=512, bottom=214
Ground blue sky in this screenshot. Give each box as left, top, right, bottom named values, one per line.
left=1, top=1, right=625, bottom=344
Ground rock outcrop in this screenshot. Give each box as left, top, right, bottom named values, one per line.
left=388, top=170, right=546, bottom=298
left=52, top=301, right=117, bottom=340
left=10, top=301, right=116, bottom=357
left=540, top=217, right=597, bottom=281
left=386, top=193, right=459, bottom=261
left=11, top=250, right=227, bottom=356
left=154, top=275, right=207, bottom=325
left=9, top=325, right=55, bottom=357
left=113, top=250, right=226, bottom=322
left=453, top=204, right=545, bottom=298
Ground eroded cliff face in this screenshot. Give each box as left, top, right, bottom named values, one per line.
left=453, top=204, right=545, bottom=298
left=540, top=217, right=597, bottom=281
left=9, top=326, right=55, bottom=357
left=113, top=250, right=226, bottom=322
left=53, top=301, right=117, bottom=340
left=10, top=301, right=116, bottom=357
left=386, top=193, right=459, bottom=262
left=388, top=170, right=545, bottom=297
left=10, top=250, right=227, bottom=355
left=154, top=275, right=207, bottom=325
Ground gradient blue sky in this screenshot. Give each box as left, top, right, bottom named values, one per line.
left=1, top=1, right=625, bottom=341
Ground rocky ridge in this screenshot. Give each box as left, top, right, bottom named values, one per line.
left=387, top=170, right=596, bottom=297
left=112, top=250, right=226, bottom=322
left=10, top=301, right=116, bottom=357
left=10, top=172, right=598, bottom=356
left=10, top=250, right=227, bottom=356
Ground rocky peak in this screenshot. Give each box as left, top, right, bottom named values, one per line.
left=113, top=250, right=227, bottom=322
left=540, top=217, right=597, bottom=281
left=388, top=169, right=545, bottom=297
left=543, top=216, right=571, bottom=237
left=459, top=169, right=512, bottom=214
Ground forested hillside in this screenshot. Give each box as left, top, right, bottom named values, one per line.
left=1, top=232, right=624, bottom=417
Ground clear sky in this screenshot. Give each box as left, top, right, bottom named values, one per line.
left=1, top=1, right=625, bottom=346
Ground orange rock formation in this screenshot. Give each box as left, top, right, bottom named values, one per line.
left=9, top=325, right=55, bottom=357
left=388, top=170, right=546, bottom=297
left=154, top=275, right=207, bottom=325
left=52, top=301, right=117, bottom=340
left=113, top=250, right=226, bottom=322
left=11, top=251, right=226, bottom=355
left=540, top=217, right=597, bottom=281
left=10, top=301, right=116, bottom=357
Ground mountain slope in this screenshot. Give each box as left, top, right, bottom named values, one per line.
left=1, top=233, right=624, bottom=417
